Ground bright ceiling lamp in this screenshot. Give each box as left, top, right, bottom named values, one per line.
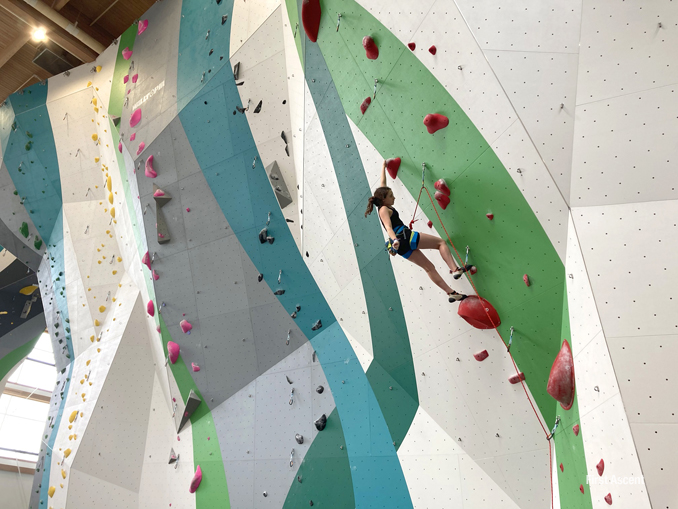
left=31, top=27, right=47, bottom=42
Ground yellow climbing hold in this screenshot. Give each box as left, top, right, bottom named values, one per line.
left=94, top=319, right=100, bottom=326
left=80, top=379, right=84, bottom=384
left=19, top=285, right=38, bottom=295
left=86, top=360, right=91, bottom=366
left=97, top=260, right=102, bottom=265
left=116, top=257, right=122, bottom=262
left=108, top=192, right=114, bottom=204
left=99, top=305, right=105, bottom=313
left=68, top=434, right=73, bottom=440
left=91, top=134, right=98, bottom=142
left=90, top=335, right=95, bottom=342
left=95, top=65, right=101, bottom=72
left=80, top=412, right=84, bottom=417
left=92, top=97, right=98, bottom=106
left=110, top=207, right=115, bottom=218
left=64, top=449, right=71, bottom=458
left=106, top=175, right=112, bottom=191
left=94, top=107, right=99, bottom=113
left=61, top=469, right=67, bottom=479
left=106, top=230, right=110, bottom=234
left=68, top=425, right=72, bottom=430
left=69, top=410, right=77, bottom=423
left=112, top=297, right=116, bottom=302
left=60, top=483, right=64, bottom=488
left=86, top=81, right=92, bottom=87
left=48, top=486, right=55, bottom=498
left=97, top=348, right=101, bottom=353
left=94, top=157, right=100, bottom=163
left=112, top=270, right=117, bottom=275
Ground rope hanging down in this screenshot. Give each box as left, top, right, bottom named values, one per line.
left=407, top=168, right=555, bottom=508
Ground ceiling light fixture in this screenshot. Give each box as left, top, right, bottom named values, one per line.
left=31, top=28, right=47, bottom=42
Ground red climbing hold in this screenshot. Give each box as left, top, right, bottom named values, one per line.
left=473, top=350, right=489, bottom=361
left=360, top=97, right=371, bottom=115
left=147, top=300, right=155, bottom=317
left=301, top=0, right=321, bottom=43
left=458, top=295, right=501, bottom=329
left=167, top=342, right=180, bottom=364
left=427, top=220, right=433, bottom=228
left=434, top=191, right=450, bottom=210
left=559, top=463, right=564, bottom=472
left=573, top=424, right=580, bottom=436
left=604, top=493, right=612, bottom=505
left=362, top=36, right=379, bottom=60
left=423, top=113, right=449, bottom=134
left=408, top=42, right=416, bottom=51
left=142, top=251, right=151, bottom=270
left=486, top=213, right=494, bottom=220
left=434, top=179, right=450, bottom=196
left=523, top=274, right=530, bottom=286
left=189, top=465, right=202, bottom=493
left=547, top=339, right=576, bottom=410
left=385, top=157, right=401, bottom=179
left=597, top=459, right=605, bottom=476
left=428, top=45, right=437, bottom=55
left=580, top=484, right=585, bottom=494
left=508, top=372, right=526, bottom=384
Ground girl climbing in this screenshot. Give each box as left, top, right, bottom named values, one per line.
left=364, top=160, right=474, bottom=303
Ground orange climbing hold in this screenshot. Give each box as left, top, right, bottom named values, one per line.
left=360, top=97, right=371, bottom=115
left=301, top=0, right=321, bottom=42
left=423, top=113, right=449, bottom=134
left=385, top=157, right=401, bottom=179
left=362, top=36, right=379, bottom=59
left=546, top=339, right=575, bottom=410
left=457, top=295, right=500, bottom=329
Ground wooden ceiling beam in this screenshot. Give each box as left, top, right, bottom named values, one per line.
left=0, top=0, right=98, bottom=63
left=0, top=31, right=30, bottom=69
left=59, top=4, right=115, bottom=48
left=52, top=0, right=70, bottom=11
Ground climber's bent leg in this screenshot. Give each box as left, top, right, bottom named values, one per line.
left=407, top=250, right=454, bottom=294
left=416, top=232, right=458, bottom=272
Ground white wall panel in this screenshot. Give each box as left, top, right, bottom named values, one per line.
left=230, top=0, right=284, bottom=58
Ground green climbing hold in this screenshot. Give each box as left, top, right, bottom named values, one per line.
left=26, top=131, right=33, bottom=138
left=19, top=222, right=29, bottom=238
left=34, top=237, right=42, bottom=249
left=25, top=141, right=32, bottom=151
left=13, top=190, right=18, bottom=195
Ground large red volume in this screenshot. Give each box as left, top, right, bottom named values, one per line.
left=360, top=97, right=371, bottom=115
left=546, top=339, right=576, bottom=410
left=423, top=113, right=449, bottom=134
left=301, top=0, right=321, bottom=43
left=434, top=179, right=450, bottom=195
left=434, top=191, right=450, bottom=210
left=363, top=36, right=379, bottom=59
left=385, top=158, right=401, bottom=179
left=458, top=295, right=501, bottom=329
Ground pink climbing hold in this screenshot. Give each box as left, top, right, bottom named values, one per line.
left=142, top=251, right=151, bottom=270
left=580, top=484, right=585, bottom=494
left=547, top=339, right=576, bottom=410
left=434, top=191, right=450, bottom=210
left=130, top=133, right=136, bottom=141
left=158, top=233, right=165, bottom=238
left=385, top=157, right=401, bottom=179
left=573, top=424, right=580, bottom=436
left=473, top=350, right=489, bottom=361
left=509, top=372, right=526, bottom=384
left=301, top=0, right=321, bottom=43
left=145, top=155, right=157, bottom=178
left=180, top=319, right=193, bottom=334
left=604, top=493, right=612, bottom=505
left=156, top=326, right=161, bottom=333
left=559, top=463, right=564, bottom=472
left=132, top=74, right=139, bottom=84
left=123, top=75, right=129, bottom=84
left=597, top=459, right=605, bottom=476
left=130, top=108, right=142, bottom=128
left=186, top=208, right=191, bottom=212
left=177, top=436, right=180, bottom=441
left=153, top=189, right=165, bottom=197
left=137, top=19, right=148, bottom=35
left=189, top=465, right=202, bottom=493
left=427, top=220, right=433, bottom=228
left=136, top=142, right=145, bottom=156
left=428, top=45, right=437, bottom=55
left=122, top=47, right=133, bottom=60
left=147, top=300, right=155, bottom=316
left=118, top=141, right=123, bottom=153
left=458, top=295, right=501, bottom=329
left=152, top=270, right=159, bottom=281
left=167, top=341, right=180, bottom=364
left=423, top=113, right=449, bottom=134
left=523, top=274, right=530, bottom=286
left=407, top=42, right=416, bottom=51
left=486, top=213, right=494, bottom=220
left=360, top=97, right=371, bottom=115
left=434, top=179, right=450, bottom=196
left=362, top=36, right=379, bottom=60
left=191, top=363, right=200, bottom=372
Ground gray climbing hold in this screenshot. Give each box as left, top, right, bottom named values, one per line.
left=311, top=319, right=322, bottom=331
left=274, top=289, right=285, bottom=295
left=314, top=414, right=327, bottom=431
left=316, top=385, right=324, bottom=394
left=295, top=433, right=304, bottom=444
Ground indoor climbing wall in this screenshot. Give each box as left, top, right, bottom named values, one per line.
left=0, top=0, right=674, bottom=508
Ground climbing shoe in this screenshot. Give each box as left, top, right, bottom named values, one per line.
left=452, top=264, right=476, bottom=280
left=448, top=291, right=468, bottom=303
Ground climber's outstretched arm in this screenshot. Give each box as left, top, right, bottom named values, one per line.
left=380, top=160, right=387, bottom=187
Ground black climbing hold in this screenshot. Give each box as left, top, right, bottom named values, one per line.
left=233, top=62, right=240, bottom=80
left=258, top=227, right=268, bottom=244
left=283, top=99, right=287, bottom=105
left=295, top=433, right=304, bottom=444
left=297, top=476, right=302, bottom=483
left=216, top=0, right=222, bottom=4
left=221, top=14, right=228, bottom=25
left=305, top=251, right=309, bottom=257
left=236, top=105, right=246, bottom=114
left=311, top=319, right=322, bottom=331
left=285, top=218, right=294, bottom=223
left=316, top=385, right=324, bottom=394
left=281, top=131, right=287, bottom=143
left=267, top=236, right=275, bottom=245
left=291, top=311, right=297, bottom=319
left=236, top=81, right=244, bottom=86
left=208, top=49, right=213, bottom=56
left=233, top=111, right=236, bottom=115
left=285, top=145, right=289, bottom=156
left=314, top=414, right=327, bottom=431
left=310, top=501, right=313, bottom=506
left=296, top=305, right=301, bottom=312
left=274, top=289, right=285, bottom=295
left=204, top=101, right=208, bottom=105
left=257, top=273, right=264, bottom=282
left=286, top=375, right=293, bottom=384
left=253, top=100, right=263, bottom=114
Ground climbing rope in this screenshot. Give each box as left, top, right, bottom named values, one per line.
left=409, top=181, right=555, bottom=507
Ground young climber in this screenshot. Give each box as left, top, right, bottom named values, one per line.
left=364, top=160, right=473, bottom=303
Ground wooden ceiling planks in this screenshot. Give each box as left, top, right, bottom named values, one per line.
left=0, top=41, right=52, bottom=103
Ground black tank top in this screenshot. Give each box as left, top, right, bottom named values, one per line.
left=379, top=206, right=405, bottom=230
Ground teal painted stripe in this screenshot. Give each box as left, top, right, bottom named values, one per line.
left=3, top=82, right=62, bottom=242
left=177, top=58, right=413, bottom=509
